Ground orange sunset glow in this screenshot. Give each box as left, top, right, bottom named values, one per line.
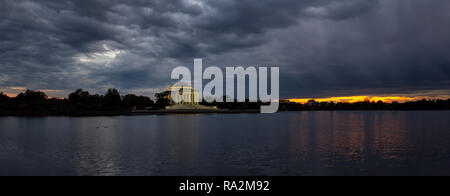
left=288, top=96, right=420, bottom=104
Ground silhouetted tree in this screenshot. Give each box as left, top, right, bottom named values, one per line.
left=122, top=94, right=139, bottom=109
left=16, top=90, right=47, bottom=102
left=68, top=89, right=90, bottom=104
left=155, top=91, right=171, bottom=108
left=0, top=92, right=9, bottom=109
left=89, top=94, right=104, bottom=104
left=0, top=92, right=8, bottom=102
left=104, top=89, right=121, bottom=109
left=67, top=89, right=104, bottom=111
left=123, top=94, right=154, bottom=109
left=11, top=90, right=48, bottom=111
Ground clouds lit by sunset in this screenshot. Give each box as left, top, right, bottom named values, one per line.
left=288, top=96, right=450, bottom=104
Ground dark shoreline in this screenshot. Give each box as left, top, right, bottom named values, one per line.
left=0, top=109, right=261, bottom=117
left=1, top=109, right=449, bottom=117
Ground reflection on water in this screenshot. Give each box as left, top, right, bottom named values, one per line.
left=0, top=111, right=449, bottom=176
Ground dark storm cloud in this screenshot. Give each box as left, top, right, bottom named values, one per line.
left=0, top=0, right=449, bottom=98
left=303, top=0, right=380, bottom=20
left=272, top=0, right=450, bottom=97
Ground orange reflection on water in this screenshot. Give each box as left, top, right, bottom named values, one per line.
left=288, top=112, right=411, bottom=169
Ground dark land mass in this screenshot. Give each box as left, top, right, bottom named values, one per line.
left=0, top=89, right=450, bottom=117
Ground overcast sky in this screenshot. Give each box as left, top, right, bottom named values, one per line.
left=1, top=0, right=450, bottom=98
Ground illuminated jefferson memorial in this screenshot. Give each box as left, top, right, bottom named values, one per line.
left=165, top=86, right=218, bottom=110
left=167, top=86, right=200, bottom=105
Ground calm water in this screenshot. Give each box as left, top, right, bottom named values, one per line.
left=0, top=111, right=449, bottom=176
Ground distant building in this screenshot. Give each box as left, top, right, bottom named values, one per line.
left=165, top=85, right=218, bottom=111
left=167, top=86, right=200, bottom=105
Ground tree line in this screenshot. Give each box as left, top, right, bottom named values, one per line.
left=0, top=89, right=156, bottom=112
left=1, top=89, right=450, bottom=115
left=279, top=99, right=450, bottom=111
